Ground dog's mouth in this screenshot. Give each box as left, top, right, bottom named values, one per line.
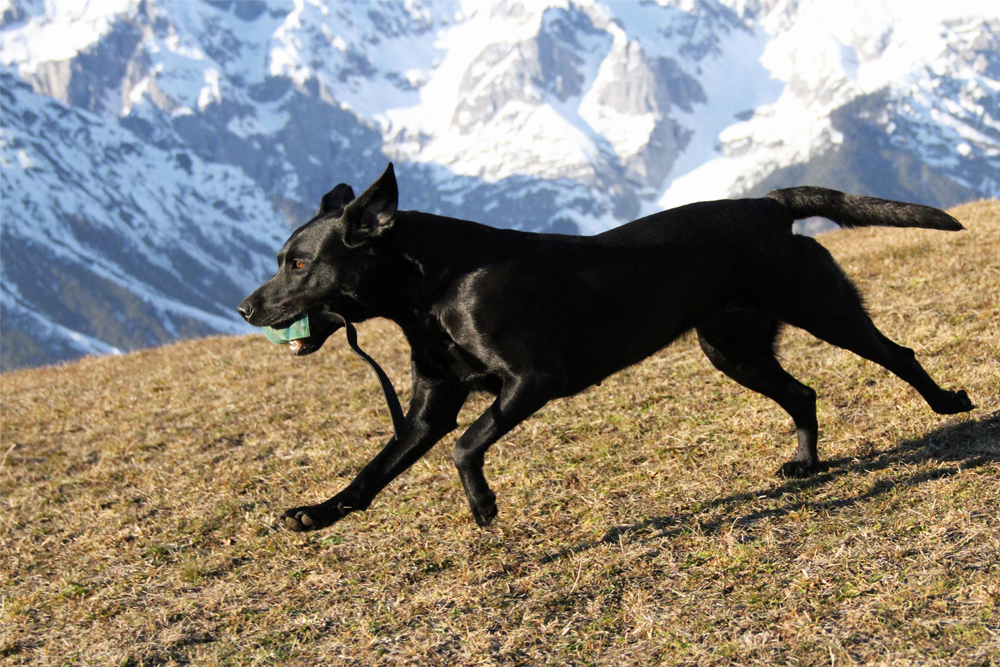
left=267, top=309, right=345, bottom=356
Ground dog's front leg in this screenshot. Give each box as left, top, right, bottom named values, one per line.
left=281, top=377, right=468, bottom=532
left=453, top=372, right=565, bottom=527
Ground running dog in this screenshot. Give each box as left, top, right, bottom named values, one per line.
left=239, top=164, right=974, bottom=531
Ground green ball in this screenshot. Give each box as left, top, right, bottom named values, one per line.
left=262, top=315, right=311, bottom=345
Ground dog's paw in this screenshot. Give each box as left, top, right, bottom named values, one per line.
left=930, top=389, right=975, bottom=415
left=470, top=490, right=498, bottom=528
left=280, top=502, right=346, bottom=532
left=777, top=459, right=818, bottom=479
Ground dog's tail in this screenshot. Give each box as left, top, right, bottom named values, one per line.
left=764, top=186, right=964, bottom=231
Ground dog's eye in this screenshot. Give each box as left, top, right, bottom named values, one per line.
left=292, top=260, right=305, bottom=270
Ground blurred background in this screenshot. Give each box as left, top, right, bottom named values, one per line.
left=2, top=0, right=997, bottom=371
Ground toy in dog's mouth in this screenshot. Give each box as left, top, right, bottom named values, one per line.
left=262, top=311, right=344, bottom=356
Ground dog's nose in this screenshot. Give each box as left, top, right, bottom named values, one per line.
left=237, top=300, right=254, bottom=322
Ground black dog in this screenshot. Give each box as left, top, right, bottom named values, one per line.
left=239, top=164, right=974, bottom=532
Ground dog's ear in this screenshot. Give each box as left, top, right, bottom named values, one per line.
left=318, top=183, right=356, bottom=217
left=343, top=163, right=398, bottom=247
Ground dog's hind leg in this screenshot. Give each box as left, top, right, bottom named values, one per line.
left=790, top=309, right=974, bottom=415
left=697, top=311, right=822, bottom=478
left=773, top=237, right=974, bottom=418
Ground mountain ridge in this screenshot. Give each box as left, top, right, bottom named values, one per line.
left=2, top=0, right=998, bottom=370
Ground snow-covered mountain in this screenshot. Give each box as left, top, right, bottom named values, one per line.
left=2, top=0, right=997, bottom=370
left=1, top=71, right=287, bottom=368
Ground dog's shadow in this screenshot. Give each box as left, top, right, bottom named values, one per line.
left=541, top=409, right=999, bottom=563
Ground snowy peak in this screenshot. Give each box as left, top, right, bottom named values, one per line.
left=660, top=0, right=999, bottom=208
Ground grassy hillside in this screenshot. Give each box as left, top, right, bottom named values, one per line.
left=2, top=201, right=998, bottom=666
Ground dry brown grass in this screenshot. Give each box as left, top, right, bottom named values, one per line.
left=2, top=201, right=999, bottom=666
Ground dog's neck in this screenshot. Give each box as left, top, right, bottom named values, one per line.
left=358, top=212, right=529, bottom=336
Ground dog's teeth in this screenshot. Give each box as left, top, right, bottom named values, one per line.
left=289, top=340, right=302, bottom=353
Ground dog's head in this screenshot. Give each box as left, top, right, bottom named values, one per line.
left=238, top=163, right=399, bottom=355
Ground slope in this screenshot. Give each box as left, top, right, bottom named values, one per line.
left=0, top=202, right=998, bottom=665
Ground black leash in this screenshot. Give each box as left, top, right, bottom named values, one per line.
left=328, top=314, right=409, bottom=443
